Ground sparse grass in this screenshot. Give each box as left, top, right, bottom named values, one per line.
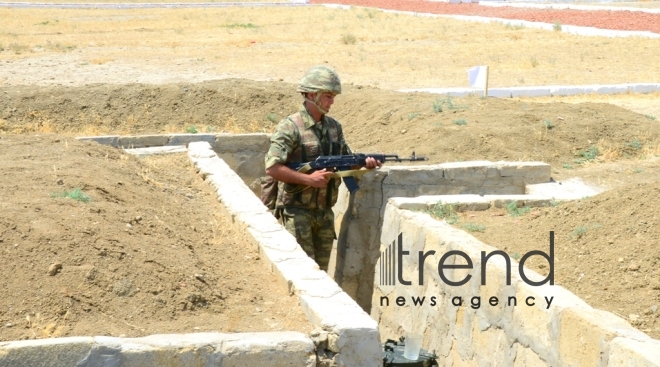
left=35, top=19, right=59, bottom=26
left=51, top=188, right=91, bottom=203
left=626, top=139, right=643, bottom=150
left=530, top=56, right=539, bottom=68
left=221, top=23, right=258, bottom=29
left=570, top=225, right=589, bottom=240
left=266, top=113, right=279, bottom=123
left=0, top=5, right=658, bottom=95
left=407, top=112, right=420, bottom=121
left=44, top=40, right=75, bottom=52
left=543, top=119, right=554, bottom=130
left=9, top=43, right=29, bottom=54
left=632, top=168, right=645, bottom=173
left=505, top=201, right=530, bottom=217
left=185, top=126, right=198, bottom=134
left=453, top=119, right=467, bottom=126
left=463, top=223, right=486, bottom=233
left=562, top=163, right=573, bottom=169
left=645, top=114, right=656, bottom=121
left=341, top=33, right=357, bottom=45
left=428, top=202, right=459, bottom=224
left=433, top=95, right=467, bottom=112
left=575, top=145, right=599, bottom=164
left=553, top=21, right=562, bottom=32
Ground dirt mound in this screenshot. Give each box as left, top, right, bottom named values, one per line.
left=1, top=79, right=659, bottom=342
left=2, top=80, right=657, bottom=168
left=0, top=134, right=310, bottom=342
left=452, top=181, right=660, bottom=339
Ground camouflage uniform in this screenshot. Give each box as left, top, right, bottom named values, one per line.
left=264, top=66, right=350, bottom=271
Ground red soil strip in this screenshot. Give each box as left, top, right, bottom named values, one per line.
left=311, top=0, right=660, bottom=34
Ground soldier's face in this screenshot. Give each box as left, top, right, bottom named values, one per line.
left=316, top=92, right=336, bottom=112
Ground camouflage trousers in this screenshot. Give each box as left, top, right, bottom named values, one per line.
left=281, top=207, right=335, bottom=271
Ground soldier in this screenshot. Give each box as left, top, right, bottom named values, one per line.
left=264, top=65, right=380, bottom=271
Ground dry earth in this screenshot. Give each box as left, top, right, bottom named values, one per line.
left=0, top=0, right=659, bottom=344
left=0, top=136, right=312, bottom=342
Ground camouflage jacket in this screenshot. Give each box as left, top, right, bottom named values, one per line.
left=265, top=104, right=351, bottom=210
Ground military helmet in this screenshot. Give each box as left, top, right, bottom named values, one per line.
left=297, top=65, right=342, bottom=94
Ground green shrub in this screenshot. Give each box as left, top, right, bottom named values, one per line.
left=428, top=202, right=459, bottom=224
left=51, top=188, right=90, bottom=203
left=505, top=201, right=530, bottom=217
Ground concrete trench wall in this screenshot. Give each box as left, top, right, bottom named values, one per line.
left=328, top=161, right=552, bottom=313
left=371, top=203, right=660, bottom=366
left=0, top=332, right=316, bottom=367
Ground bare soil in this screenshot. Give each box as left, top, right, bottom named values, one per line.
left=441, top=178, right=660, bottom=340
left=0, top=1, right=659, bottom=343
left=0, top=135, right=311, bottom=342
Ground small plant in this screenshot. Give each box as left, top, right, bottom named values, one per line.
left=9, top=43, right=29, bottom=55
left=626, top=139, right=643, bottom=150
left=510, top=252, right=521, bottom=261
left=543, top=119, right=554, bottom=130
left=505, top=201, right=530, bottom=217
left=433, top=96, right=466, bottom=112
left=407, top=112, right=420, bottom=121
left=548, top=200, right=562, bottom=207
left=453, top=119, right=467, bottom=126
left=51, top=188, right=90, bottom=203
left=185, top=126, right=198, bottom=134
left=463, top=223, right=486, bottom=233
left=644, top=114, right=656, bottom=121
left=562, top=163, right=573, bottom=169
left=570, top=226, right=588, bottom=240
left=575, top=145, right=599, bottom=164
left=266, top=113, right=279, bottom=123
left=205, top=126, right=217, bottom=133
left=432, top=100, right=443, bottom=113
left=530, top=56, right=539, bottom=68
left=428, top=202, right=459, bottom=224
left=341, top=33, right=357, bottom=45
left=222, top=23, right=258, bottom=29
left=553, top=21, right=562, bottom=32
left=632, top=168, right=645, bottom=174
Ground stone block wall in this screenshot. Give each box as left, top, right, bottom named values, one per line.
left=329, top=161, right=551, bottom=313
left=0, top=332, right=316, bottom=367
left=187, top=142, right=382, bottom=367
left=371, top=203, right=660, bottom=367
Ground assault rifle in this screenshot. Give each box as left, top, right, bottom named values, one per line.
left=286, top=152, right=428, bottom=193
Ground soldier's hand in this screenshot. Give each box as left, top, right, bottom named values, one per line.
left=365, top=157, right=382, bottom=169
left=307, top=169, right=334, bottom=188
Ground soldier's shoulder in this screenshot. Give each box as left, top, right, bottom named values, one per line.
left=325, top=115, right=342, bottom=127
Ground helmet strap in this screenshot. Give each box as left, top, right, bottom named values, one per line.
left=304, top=92, right=328, bottom=115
